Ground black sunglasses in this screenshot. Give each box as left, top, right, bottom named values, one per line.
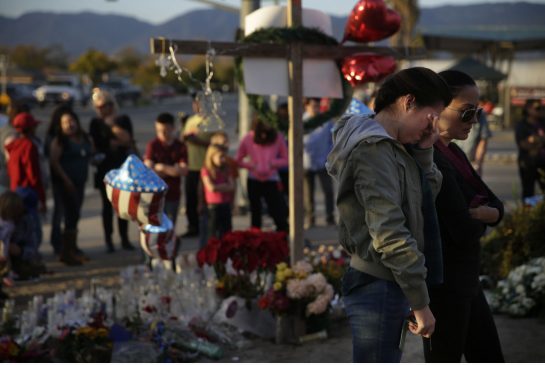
left=447, top=106, right=483, bottom=123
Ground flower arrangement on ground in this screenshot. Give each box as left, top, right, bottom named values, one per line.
left=197, top=229, right=289, bottom=299
left=258, top=261, right=335, bottom=318
left=487, top=257, right=545, bottom=317
left=304, top=244, right=349, bottom=295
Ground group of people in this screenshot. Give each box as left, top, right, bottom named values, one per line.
left=331, top=67, right=505, bottom=362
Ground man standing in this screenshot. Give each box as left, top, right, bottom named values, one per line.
left=181, top=94, right=211, bottom=237
left=303, top=98, right=335, bottom=228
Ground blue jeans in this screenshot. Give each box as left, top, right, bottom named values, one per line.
left=342, top=267, right=410, bottom=363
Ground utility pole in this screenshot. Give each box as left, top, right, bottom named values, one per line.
left=237, top=0, right=260, bottom=211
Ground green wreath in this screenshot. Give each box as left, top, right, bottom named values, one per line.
left=235, top=26, right=352, bottom=134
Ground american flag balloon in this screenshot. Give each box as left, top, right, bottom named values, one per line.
left=104, top=155, right=168, bottom=226
left=140, top=214, right=180, bottom=260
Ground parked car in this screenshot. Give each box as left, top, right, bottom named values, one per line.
left=96, top=79, right=141, bottom=106
left=150, top=85, right=176, bottom=102
left=33, top=75, right=88, bottom=107
left=6, top=83, right=37, bottom=106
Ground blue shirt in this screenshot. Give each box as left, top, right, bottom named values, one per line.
left=303, top=114, right=333, bottom=171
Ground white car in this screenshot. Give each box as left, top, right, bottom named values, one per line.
left=33, top=79, right=86, bottom=107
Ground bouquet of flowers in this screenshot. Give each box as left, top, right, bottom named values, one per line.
left=197, top=229, right=289, bottom=300
left=488, top=257, right=545, bottom=317
left=304, top=244, right=349, bottom=295
left=258, top=261, right=335, bottom=318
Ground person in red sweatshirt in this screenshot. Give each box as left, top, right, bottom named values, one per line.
left=4, top=112, right=46, bottom=213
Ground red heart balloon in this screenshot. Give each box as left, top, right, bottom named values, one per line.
left=343, top=0, right=401, bottom=43
left=341, top=53, right=397, bottom=86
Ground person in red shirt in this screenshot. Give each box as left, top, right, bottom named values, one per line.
left=4, top=113, right=46, bottom=212
left=144, top=113, right=188, bottom=227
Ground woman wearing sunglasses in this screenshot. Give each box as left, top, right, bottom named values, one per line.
left=423, top=70, right=505, bottom=362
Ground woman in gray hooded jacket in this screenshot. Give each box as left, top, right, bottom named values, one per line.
left=326, top=67, right=452, bottom=362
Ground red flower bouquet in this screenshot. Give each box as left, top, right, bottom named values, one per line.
left=197, top=229, right=289, bottom=299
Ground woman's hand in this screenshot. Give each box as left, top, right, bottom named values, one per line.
left=417, top=114, right=440, bottom=149
left=469, top=205, right=499, bottom=224
left=408, top=306, right=436, bottom=338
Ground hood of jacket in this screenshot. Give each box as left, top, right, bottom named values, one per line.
left=326, top=114, right=393, bottom=179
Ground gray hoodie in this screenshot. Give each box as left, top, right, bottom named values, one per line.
left=326, top=114, right=442, bottom=310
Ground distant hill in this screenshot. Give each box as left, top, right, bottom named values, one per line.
left=1, top=2, right=545, bottom=57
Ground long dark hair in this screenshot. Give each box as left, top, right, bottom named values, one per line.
left=374, top=67, right=452, bottom=114
left=53, top=109, right=89, bottom=149
left=47, top=103, right=73, bottom=139
left=252, top=118, right=278, bottom=146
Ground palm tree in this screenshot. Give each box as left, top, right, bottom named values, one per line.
left=387, top=0, right=420, bottom=47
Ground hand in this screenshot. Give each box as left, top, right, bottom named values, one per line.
left=408, top=306, right=435, bottom=338
left=65, top=180, right=77, bottom=196
left=417, top=114, right=440, bottom=149
left=469, top=205, right=499, bottom=224
left=154, top=163, right=165, bottom=172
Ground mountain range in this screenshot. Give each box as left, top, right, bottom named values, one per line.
left=1, top=2, right=545, bottom=57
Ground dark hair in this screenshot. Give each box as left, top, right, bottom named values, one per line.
left=304, top=97, right=321, bottom=105
left=438, top=70, right=477, bottom=98
left=114, top=114, right=134, bottom=137
left=374, top=67, right=452, bottom=114
left=156, top=112, right=175, bottom=125
left=53, top=109, right=89, bottom=149
left=47, top=103, right=74, bottom=139
left=252, top=118, right=278, bottom=145
left=522, top=99, right=542, bottom=118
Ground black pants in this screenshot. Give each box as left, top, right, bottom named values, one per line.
left=208, top=203, right=232, bottom=239
left=99, top=183, right=129, bottom=245
left=518, top=160, right=545, bottom=200
left=247, top=178, right=288, bottom=232
left=50, top=182, right=64, bottom=253
left=185, top=170, right=200, bottom=233
left=60, top=181, right=85, bottom=231
left=423, top=286, right=504, bottom=362
left=303, top=168, right=334, bottom=223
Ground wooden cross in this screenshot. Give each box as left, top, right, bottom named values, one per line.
left=150, top=0, right=424, bottom=265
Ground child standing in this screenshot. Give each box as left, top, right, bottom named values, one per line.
left=144, top=113, right=188, bottom=227
left=201, top=145, right=235, bottom=240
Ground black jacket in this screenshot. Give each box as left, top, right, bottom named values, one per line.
left=433, top=143, right=504, bottom=295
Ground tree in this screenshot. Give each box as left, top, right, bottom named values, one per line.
left=69, top=49, right=117, bottom=84
left=115, top=47, right=144, bottom=76
left=10, top=45, right=49, bottom=72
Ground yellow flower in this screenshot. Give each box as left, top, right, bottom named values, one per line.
left=273, top=282, right=283, bottom=291
left=277, top=262, right=288, bottom=271
left=75, top=326, right=94, bottom=336
left=284, top=268, right=294, bottom=278
left=216, top=280, right=225, bottom=289
left=276, top=271, right=286, bottom=282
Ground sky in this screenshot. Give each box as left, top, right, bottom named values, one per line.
left=1, top=0, right=544, bottom=24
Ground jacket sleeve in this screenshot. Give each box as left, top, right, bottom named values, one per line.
left=411, top=146, right=443, bottom=199
left=235, top=135, right=252, bottom=170
left=434, top=156, right=487, bottom=245
left=351, top=141, right=429, bottom=309
left=25, top=143, right=46, bottom=205
left=270, top=134, right=289, bottom=169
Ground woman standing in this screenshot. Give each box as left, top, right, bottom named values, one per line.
left=425, top=70, right=505, bottom=362
left=236, top=119, right=288, bottom=232
left=89, top=90, right=135, bottom=252
left=326, top=67, right=451, bottom=362
left=49, top=110, right=92, bottom=265
left=515, top=99, right=545, bottom=201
